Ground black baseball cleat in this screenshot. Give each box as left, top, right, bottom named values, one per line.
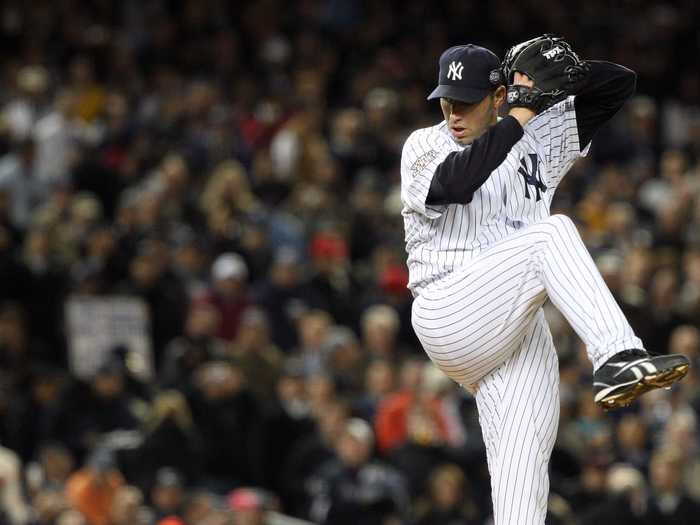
left=593, top=349, right=690, bottom=410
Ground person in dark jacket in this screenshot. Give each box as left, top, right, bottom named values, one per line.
left=308, top=418, right=408, bottom=525
left=185, top=360, right=262, bottom=492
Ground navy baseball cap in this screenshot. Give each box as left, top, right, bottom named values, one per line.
left=427, top=44, right=503, bottom=103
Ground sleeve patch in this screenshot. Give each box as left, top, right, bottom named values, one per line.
left=410, top=149, right=440, bottom=175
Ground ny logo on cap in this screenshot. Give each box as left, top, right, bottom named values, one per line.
left=447, top=61, right=464, bottom=81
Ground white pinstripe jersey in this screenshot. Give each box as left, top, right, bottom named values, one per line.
left=401, top=96, right=589, bottom=295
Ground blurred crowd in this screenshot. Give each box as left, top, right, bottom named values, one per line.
left=0, top=0, right=699, bottom=524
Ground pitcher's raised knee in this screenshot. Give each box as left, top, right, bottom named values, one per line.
left=540, top=214, right=578, bottom=238
left=547, top=214, right=576, bottom=229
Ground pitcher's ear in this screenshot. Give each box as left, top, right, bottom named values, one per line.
left=493, top=85, right=507, bottom=108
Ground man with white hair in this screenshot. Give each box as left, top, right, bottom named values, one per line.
left=580, top=463, right=647, bottom=524
left=361, top=304, right=403, bottom=360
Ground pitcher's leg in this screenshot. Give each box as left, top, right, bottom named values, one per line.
left=536, top=216, right=687, bottom=409
left=413, top=214, right=642, bottom=386
left=475, top=311, right=559, bottom=525
left=412, top=250, right=547, bottom=386
left=528, top=214, right=642, bottom=369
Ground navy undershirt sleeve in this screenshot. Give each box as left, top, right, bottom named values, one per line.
left=426, top=115, right=524, bottom=206
left=574, top=61, right=636, bottom=150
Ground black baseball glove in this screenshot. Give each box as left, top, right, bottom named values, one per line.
left=502, top=34, right=590, bottom=113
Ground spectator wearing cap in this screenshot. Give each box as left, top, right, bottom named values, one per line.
left=308, top=418, right=408, bottom=525
left=305, top=228, right=359, bottom=327
left=197, top=252, right=252, bottom=342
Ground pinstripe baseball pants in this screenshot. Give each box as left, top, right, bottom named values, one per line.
left=411, top=214, right=643, bottom=524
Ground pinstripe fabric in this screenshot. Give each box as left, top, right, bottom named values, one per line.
left=411, top=214, right=642, bottom=385
left=402, top=97, right=642, bottom=524
left=476, top=310, right=560, bottom=525
left=401, top=97, right=589, bottom=296
left=411, top=215, right=642, bottom=524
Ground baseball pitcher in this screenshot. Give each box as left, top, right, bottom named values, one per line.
left=400, top=36, right=689, bottom=524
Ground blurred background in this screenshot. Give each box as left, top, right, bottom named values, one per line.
left=0, top=0, right=699, bottom=524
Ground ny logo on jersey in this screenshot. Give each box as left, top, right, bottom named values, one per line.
left=518, top=153, right=547, bottom=201
left=447, top=61, right=464, bottom=81
left=542, top=46, right=563, bottom=60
